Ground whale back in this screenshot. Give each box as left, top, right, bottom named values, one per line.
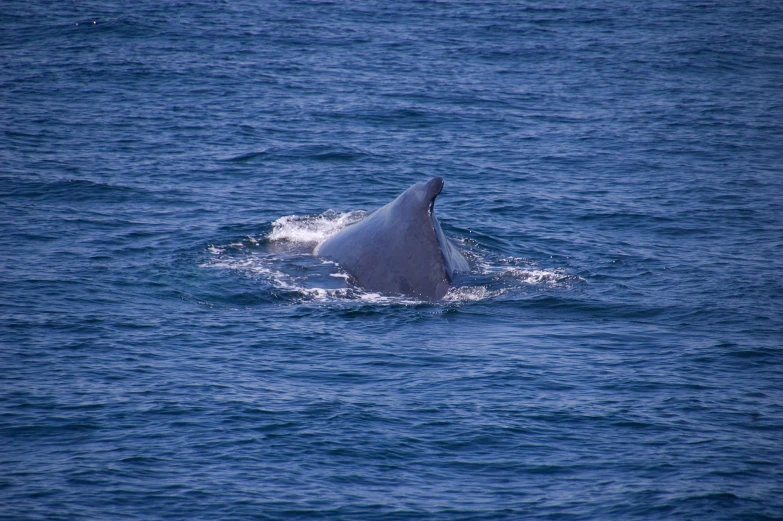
left=316, top=177, right=468, bottom=300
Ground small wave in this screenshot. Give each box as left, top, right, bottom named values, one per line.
left=267, top=210, right=366, bottom=246
left=224, top=145, right=378, bottom=163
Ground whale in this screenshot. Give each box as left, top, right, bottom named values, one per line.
left=315, top=177, right=469, bottom=300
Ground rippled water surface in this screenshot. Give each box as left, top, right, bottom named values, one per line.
left=2, top=1, right=782, bottom=519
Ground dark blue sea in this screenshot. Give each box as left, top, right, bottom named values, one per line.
left=2, top=1, right=782, bottom=519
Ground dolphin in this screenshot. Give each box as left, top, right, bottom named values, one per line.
left=315, top=177, right=469, bottom=300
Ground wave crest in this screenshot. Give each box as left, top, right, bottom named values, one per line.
left=267, top=210, right=366, bottom=246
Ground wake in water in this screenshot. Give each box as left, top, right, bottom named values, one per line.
left=201, top=211, right=583, bottom=304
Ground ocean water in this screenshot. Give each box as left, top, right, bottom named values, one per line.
left=2, top=1, right=782, bottom=519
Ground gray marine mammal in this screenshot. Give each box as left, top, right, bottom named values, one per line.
left=315, top=177, right=469, bottom=300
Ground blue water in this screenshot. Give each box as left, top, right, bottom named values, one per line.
left=2, top=1, right=782, bottom=519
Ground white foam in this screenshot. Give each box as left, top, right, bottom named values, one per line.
left=200, top=248, right=421, bottom=304
left=506, top=268, right=568, bottom=285
left=293, top=287, right=409, bottom=303
left=443, top=286, right=507, bottom=302
left=267, top=210, right=366, bottom=246
left=200, top=256, right=288, bottom=280
left=471, top=254, right=584, bottom=287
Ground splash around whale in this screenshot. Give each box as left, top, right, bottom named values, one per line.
left=315, top=177, right=469, bottom=300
